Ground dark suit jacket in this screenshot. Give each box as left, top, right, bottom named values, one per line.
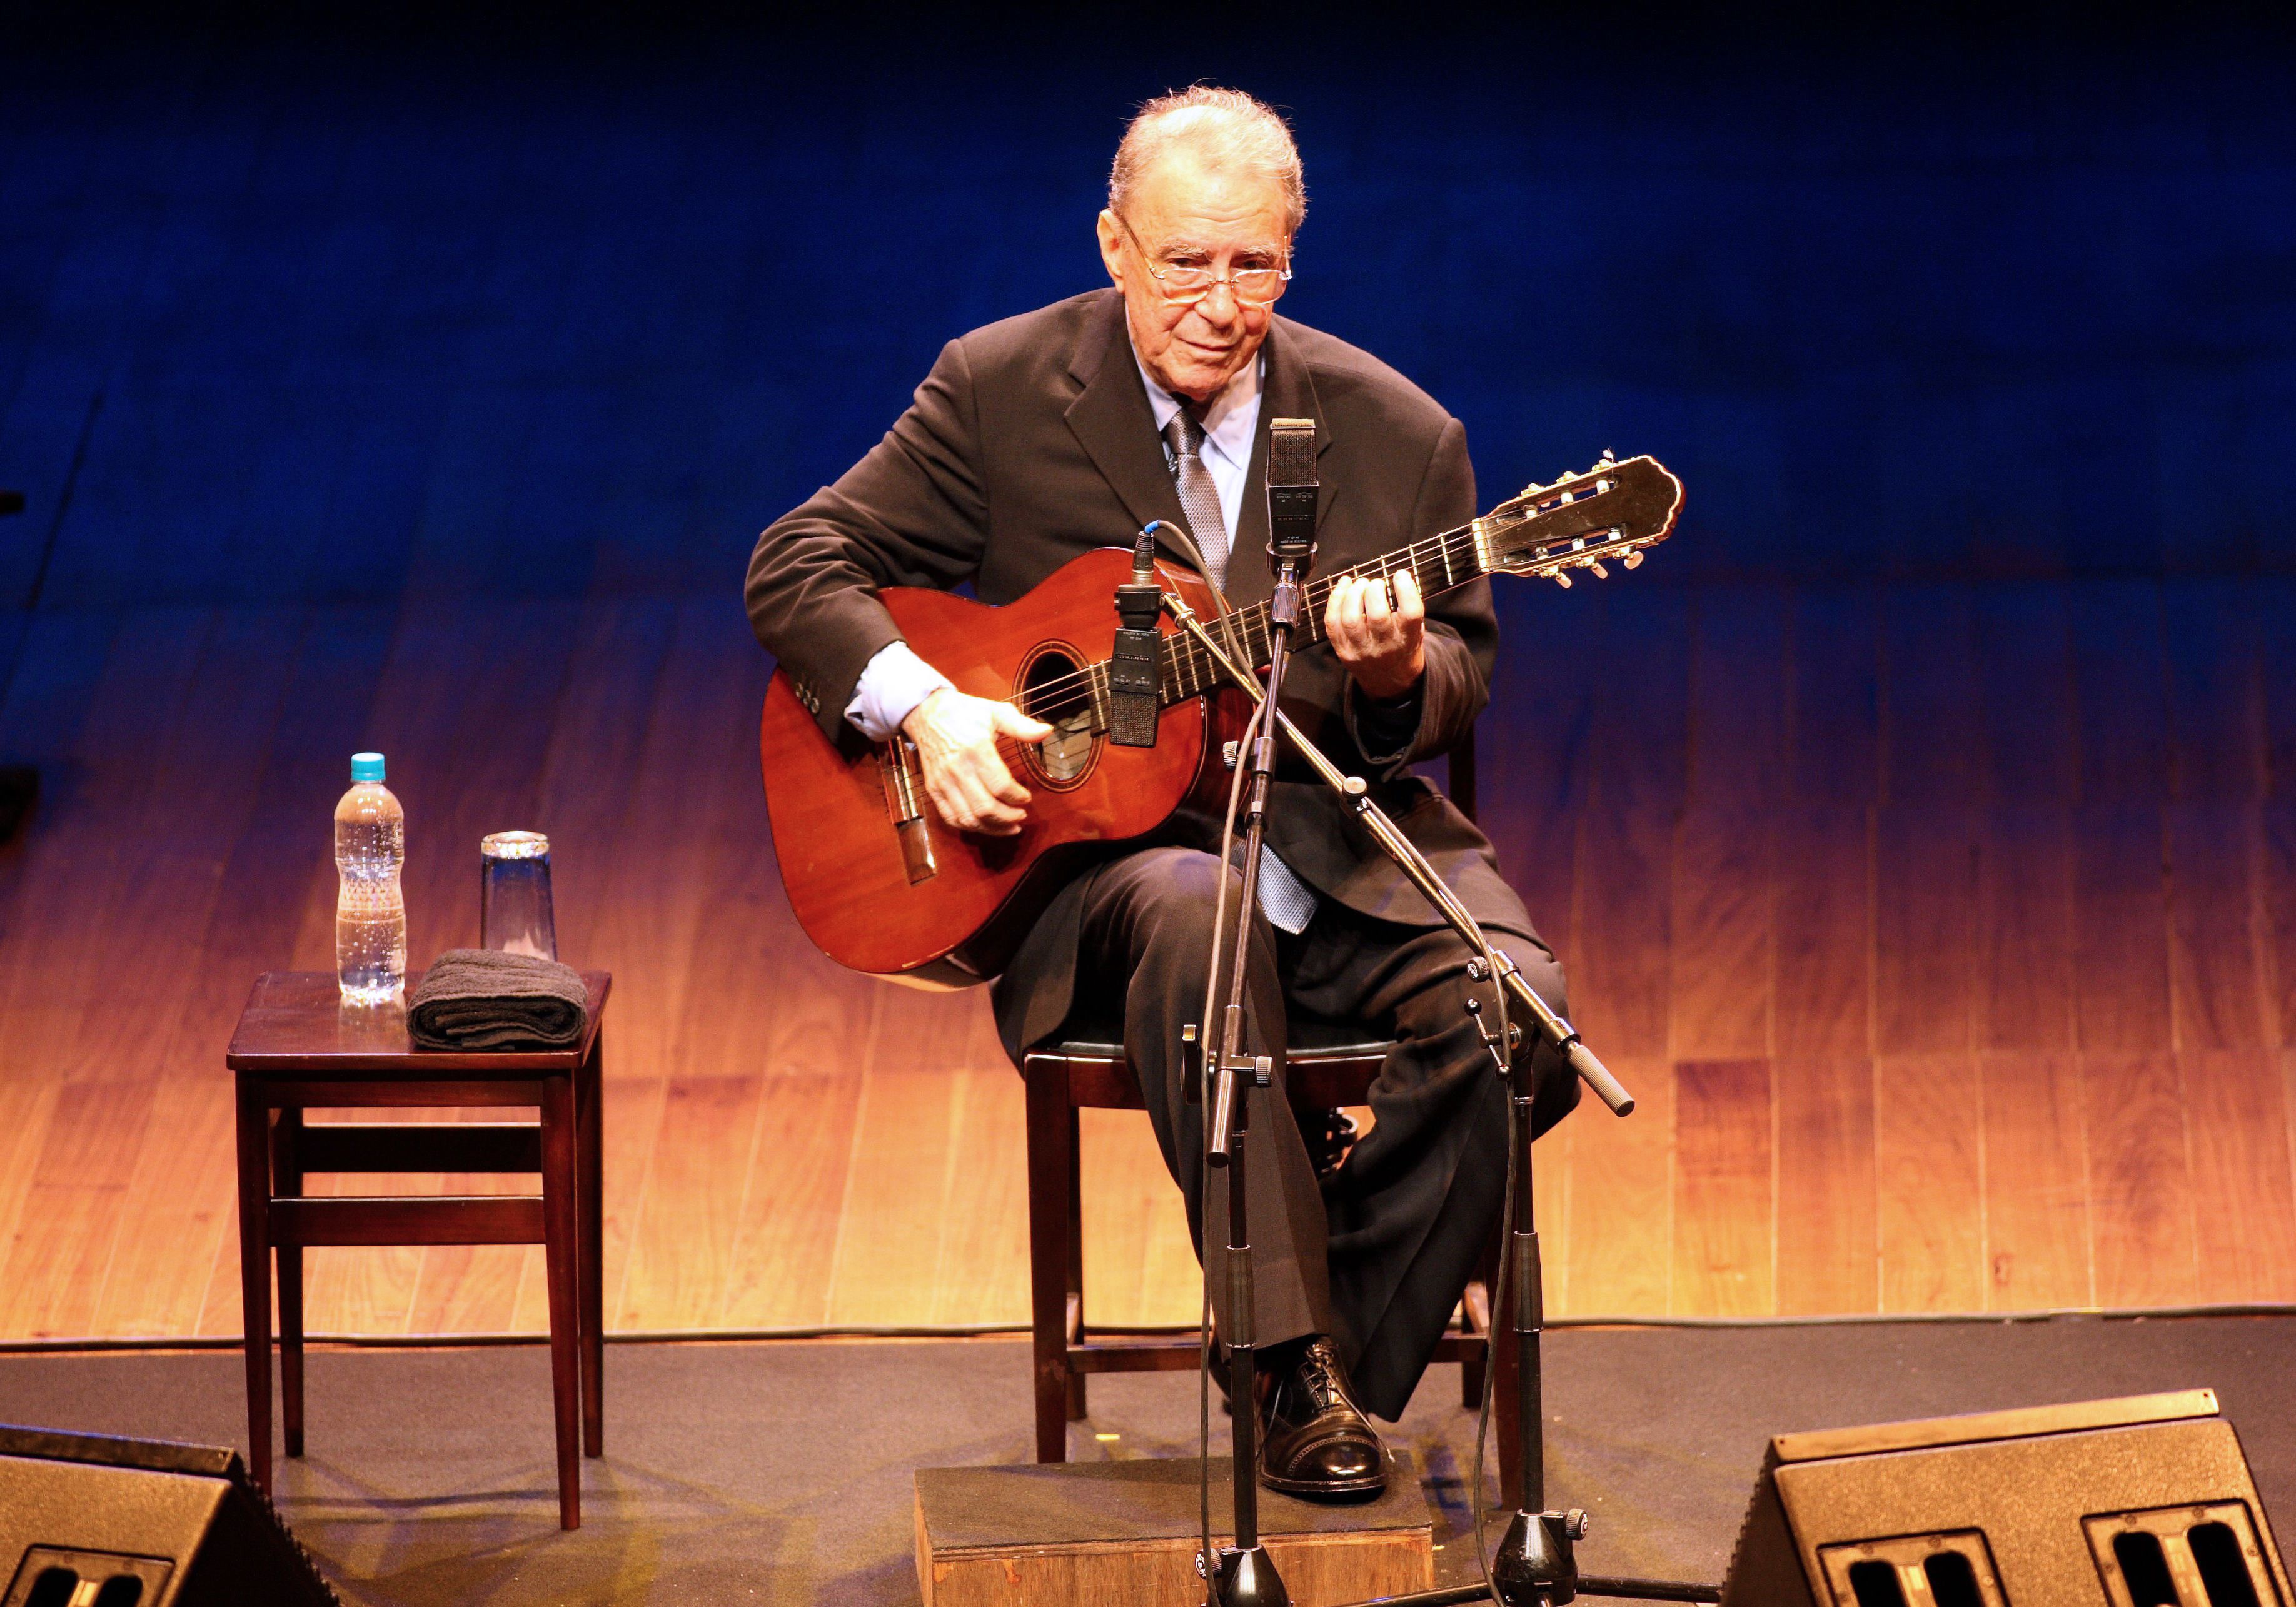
left=746, top=289, right=1545, bottom=1053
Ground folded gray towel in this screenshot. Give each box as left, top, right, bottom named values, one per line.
left=408, top=948, right=588, bottom=1051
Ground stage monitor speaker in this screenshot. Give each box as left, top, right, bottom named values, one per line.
left=1721, top=1389, right=2288, bottom=1606
left=0, top=1425, right=337, bottom=1607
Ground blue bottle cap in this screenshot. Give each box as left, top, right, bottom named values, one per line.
left=351, top=752, right=386, bottom=783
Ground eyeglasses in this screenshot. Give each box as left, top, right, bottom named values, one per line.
left=1117, top=215, right=1292, bottom=308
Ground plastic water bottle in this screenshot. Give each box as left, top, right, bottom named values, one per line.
left=335, top=752, right=407, bottom=1004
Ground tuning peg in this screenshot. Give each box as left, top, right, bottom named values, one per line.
left=1599, top=448, right=1616, bottom=465
left=1588, top=560, right=1609, bottom=578
left=1553, top=572, right=1572, bottom=588
left=1521, top=483, right=1541, bottom=498
left=1623, top=550, right=1643, bottom=569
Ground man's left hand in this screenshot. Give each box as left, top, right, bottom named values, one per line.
left=1324, top=571, right=1425, bottom=700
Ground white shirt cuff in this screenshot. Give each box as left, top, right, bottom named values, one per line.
left=844, top=641, right=954, bottom=742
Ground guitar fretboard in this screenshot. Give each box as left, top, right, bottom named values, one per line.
left=1158, top=521, right=1496, bottom=701
left=1067, top=520, right=1495, bottom=732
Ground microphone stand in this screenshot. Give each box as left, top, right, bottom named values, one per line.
left=1162, top=595, right=1720, bottom=1607
left=1189, top=502, right=1324, bottom=1607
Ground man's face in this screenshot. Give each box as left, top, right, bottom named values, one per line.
left=1096, top=153, right=1290, bottom=404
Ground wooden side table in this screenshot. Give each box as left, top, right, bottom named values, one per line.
left=226, top=969, right=610, bottom=1529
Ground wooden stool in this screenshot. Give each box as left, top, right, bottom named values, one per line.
left=226, top=969, right=609, bottom=1529
left=1021, top=1024, right=1518, bottom=1494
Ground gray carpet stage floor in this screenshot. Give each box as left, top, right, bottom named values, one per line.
left=0, top=1316, right=2290, bottom=1603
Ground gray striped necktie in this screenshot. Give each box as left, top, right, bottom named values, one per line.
left=1163, top=410, right=1230, bottom=585
left=1162, top=407, right=1319, bottom=935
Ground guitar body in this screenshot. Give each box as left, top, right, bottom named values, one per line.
left=759, top=547, right=1235, bottom=986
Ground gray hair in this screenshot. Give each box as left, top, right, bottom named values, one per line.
left=1109, top=86, right=1306, bottom=238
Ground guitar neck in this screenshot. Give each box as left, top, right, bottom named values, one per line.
left=1059, top=451, right=1680, bottom=729
left=1154, top=521, right=1488, bottom=705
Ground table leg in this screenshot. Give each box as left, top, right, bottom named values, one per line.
left=577, top=1035, right=603, bottom=1457
left=540, top=1072, right=582, bottom=1529
left=274, top=1108, right=306, bottom=1458
left=234, top=1079, right=273, bottom=1494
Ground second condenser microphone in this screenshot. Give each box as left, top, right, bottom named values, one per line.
left=1108, top=523, right=1166, bottom=747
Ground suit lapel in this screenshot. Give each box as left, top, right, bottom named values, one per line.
left=1227, top=317, right=1337, bottom=608
left=1064, top=293, right=1190, bottom=545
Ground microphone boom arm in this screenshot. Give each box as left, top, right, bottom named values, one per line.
left=1160, top=592, right=1634, bottom=1119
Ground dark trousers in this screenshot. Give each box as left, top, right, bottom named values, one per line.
left=1070, top=845, right=1570, bottom=1421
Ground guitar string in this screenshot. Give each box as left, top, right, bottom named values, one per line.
left=996, top=507, right=1641, bottom=725
left=968, top=523, right=1492, bottom=775
left=945, top=503, right=1653, bottom=775
left=890, top=477, right=1663, bottom=798
left=997, top=523, right=1490, bottom=722
left=907, top=465, right=1650, bottom=734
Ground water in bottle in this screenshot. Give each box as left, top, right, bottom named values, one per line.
left=335, top=751, right=407, bottom=1004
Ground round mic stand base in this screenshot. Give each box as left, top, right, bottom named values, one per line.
left=1211, top=1542, right=1292, bottom=1607
left=1489, top=1508, right=1584, bottom=1605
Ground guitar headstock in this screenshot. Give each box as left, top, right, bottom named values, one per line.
left=1476, top=452, right=1683, bottom=588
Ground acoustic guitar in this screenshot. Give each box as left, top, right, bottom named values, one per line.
left=758, top=453, right=1684, bottom=987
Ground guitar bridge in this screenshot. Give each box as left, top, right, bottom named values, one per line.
left=878, top=737, right=937, bottom=885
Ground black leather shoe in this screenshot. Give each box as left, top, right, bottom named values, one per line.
left=1254, top=1336, right=1387, bottom=1499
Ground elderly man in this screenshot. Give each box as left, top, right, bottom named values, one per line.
left=747, top=87, right=1574, bottom=1498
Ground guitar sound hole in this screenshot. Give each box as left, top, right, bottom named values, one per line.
left=1019, top=647, right=1097, bottom=787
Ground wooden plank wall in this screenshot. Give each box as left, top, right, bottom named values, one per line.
left=0, top=576, right=2293, bottom=1339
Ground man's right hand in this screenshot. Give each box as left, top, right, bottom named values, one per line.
left=901, top=687, right=1052, bottom=837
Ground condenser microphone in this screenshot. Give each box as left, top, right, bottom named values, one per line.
left=1265, top=416, right=1317, bottom=572
left=1109, top=522, right=1167, bottom=747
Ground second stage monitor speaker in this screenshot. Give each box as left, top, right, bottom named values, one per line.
left=1721, top=1389, right=2288, bottom=1606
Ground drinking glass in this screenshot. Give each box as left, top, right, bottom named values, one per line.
left=480, top=831, right=558, bottom=960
